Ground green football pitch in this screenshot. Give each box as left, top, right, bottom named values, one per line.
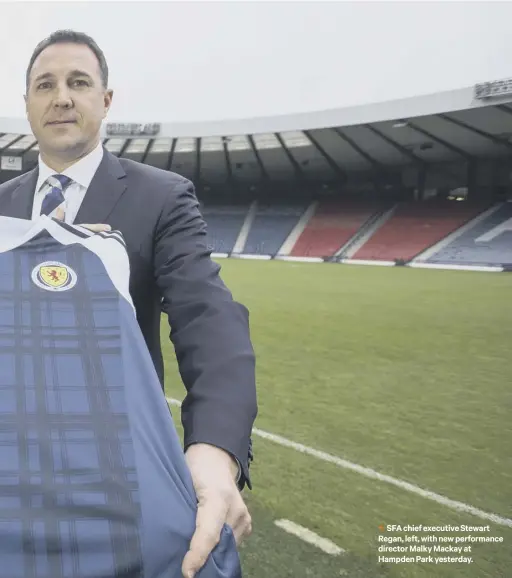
left=160, top=259, right=512, bottom=578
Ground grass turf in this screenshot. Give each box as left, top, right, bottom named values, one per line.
left=161, top=260, right=512, bottom=578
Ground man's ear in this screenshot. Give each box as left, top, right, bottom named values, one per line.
left=103, top=89, right=114, bottom=117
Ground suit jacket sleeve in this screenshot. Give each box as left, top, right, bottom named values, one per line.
left=153, top=175, right=257, bottom=488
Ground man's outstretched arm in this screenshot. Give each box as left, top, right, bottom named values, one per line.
left=153, top=176, right=257, bottom=577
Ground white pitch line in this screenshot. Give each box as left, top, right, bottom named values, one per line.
left=274, top=519, right=344, bottom=555
left=165, top=397, right=512, bottom=529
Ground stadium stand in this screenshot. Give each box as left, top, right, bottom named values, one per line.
left=290, top=199, right=387, bottom=258
left=351, top=199, right=490, bottom=262
left=201, top=203, right=248, bottom=254
left=2, top=85, right=512, bottom=269
left=242, top=203, right=306, bottom=255
left=425, top=201, right=512, bottom=266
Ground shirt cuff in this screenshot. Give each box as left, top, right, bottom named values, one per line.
left=234, top=457, right=242, bottom=485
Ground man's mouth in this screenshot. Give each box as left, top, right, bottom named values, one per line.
left=47, top=120, right=76, bottom=125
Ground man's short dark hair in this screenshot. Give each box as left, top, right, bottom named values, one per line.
left=26, top=29, right=109, bottom=92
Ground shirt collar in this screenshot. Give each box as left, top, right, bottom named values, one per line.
left=36, top=140, right=104, bottom=193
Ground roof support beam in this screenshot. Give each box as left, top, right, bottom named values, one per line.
left=406, top=121, right=473, bottom=160
left=119, top=140, right=131, bottom=158
left=0, top=134, right=25, bottom=153
left=223, top=137, right=234, bottom=184
left=303, top=130, right=347, bottom=181
left=248, top=135, right=270, bottom=182
left=166, top=138, right=177, bottom=171
left=141, top=139, right=153, bottom=165
left=365, top=125, right=429, bottom=197
left=495, top=104, right=512, bottom=117
left=365, top=124, right=425, bottom=165
left=333, top=127, right=382, bottom=168
left=275, top=133, right=306, bottom=182
left=438, top=113, right=512, bottom=152
left=24, top=139, right=39, bottom=154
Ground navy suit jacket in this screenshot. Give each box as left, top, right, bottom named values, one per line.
left=0, top=146, right=257, bottom=489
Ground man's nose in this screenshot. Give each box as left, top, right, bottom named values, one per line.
left=53, top=86, right=73, bottom=108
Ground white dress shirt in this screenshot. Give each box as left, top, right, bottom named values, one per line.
left=31, top=141, right=104, bottom=224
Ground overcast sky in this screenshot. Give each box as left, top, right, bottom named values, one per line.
left=1, top=1, right=511, bottom=123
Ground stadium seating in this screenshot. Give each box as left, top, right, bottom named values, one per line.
left=197, top=198, right=509, bottom=266
left=242, top=204, right=305, bottom=255
left=352, top=200, right=488, bottom=262
left=201, top=204, right=248, bottom=254
left=426, top=202, right=512, bottom=266
left=290, top=200, right=386, bottom=258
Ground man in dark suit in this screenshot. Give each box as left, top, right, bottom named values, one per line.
left=0, top=29, right=257, bottom=578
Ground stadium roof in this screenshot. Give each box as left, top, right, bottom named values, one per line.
left=2, top=84, right=512, bottom=184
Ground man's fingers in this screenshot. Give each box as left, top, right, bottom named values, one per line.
left=228, top=512, right=252, bottom=545
left=226, top=491, right=252, bottom=545
left=79, top=223, right=112, bottom=233
left=181, top=445, right=253, bottom=577
left=46, top=209, right=111, bottom=234
left=182, top=496, right=228, bottom=578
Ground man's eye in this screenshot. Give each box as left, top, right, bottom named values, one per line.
left=37, top=82, right=51, bottom=90
left=73, top=79, right=89, bottom=87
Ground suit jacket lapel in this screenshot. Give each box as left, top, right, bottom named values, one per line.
left=75, top=147, right=127, bottom=224
left=8, top=167, right=39, bottom=219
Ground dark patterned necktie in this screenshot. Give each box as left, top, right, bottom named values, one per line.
left=40, top=174, right=73, bottom=216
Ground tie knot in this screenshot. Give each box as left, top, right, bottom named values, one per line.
left=48, top=174, right=73, bottom=191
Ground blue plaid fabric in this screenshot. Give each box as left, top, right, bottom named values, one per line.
left=40, top=175, right=73, bottom=216
left=0, top=218, right=242, bottom=578
left=0, top=234, right=143, bottom=577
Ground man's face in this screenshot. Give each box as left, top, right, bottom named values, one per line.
left=25, top=42, right=113, bottom=157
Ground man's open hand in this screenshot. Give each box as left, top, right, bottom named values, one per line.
left=79, top=223, right=112, bottom=233
left=182, top=443, right=252, bottom=578
left=54, top=208, right=111, bottom=233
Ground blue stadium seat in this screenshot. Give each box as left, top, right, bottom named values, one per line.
left=242, top=205, right=305, bottom=256
left=202, top=205, right=248, bottom=253
left=427, top=202, right=512, bottom=265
